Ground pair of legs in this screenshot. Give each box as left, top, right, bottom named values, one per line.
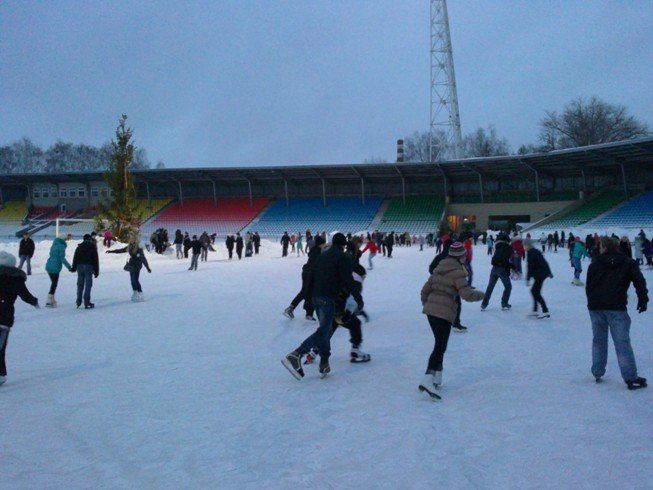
left=289, top=273, right=315, bottom=317
left=130, top=268, right=143, bottom=292
left=589, top=310, right=639, bottom=382
left=175, top=244, right=183, bottom=259
left=426, top=315, right=452, bottom=374
left=76, top=264, right=94, bottom=306
left=295, top=296, right=335, bottom=364
left=368, top=252, right=376, bottom=269
left=48, top=272, right=60, bottom=295
left=189, top=254, right=200, bottom=270
left=0, top=326, right=9, bottom=378
left=18, top=255, right=32, bottom=275
left=227, top=247, right=233, bottom=259
left=200, top=246, right=208, bottom=261
left=481, top=266, right=512, bottom=308
left=531, top=277, right=549, bottom=313
left=571, top=257, right=582, bottom=279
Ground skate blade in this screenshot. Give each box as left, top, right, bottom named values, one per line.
left=418, top=384, right=442, bottom=401
left=281, top=359, right=303, bottom=380
left=350, top=357, right=371, bottom=363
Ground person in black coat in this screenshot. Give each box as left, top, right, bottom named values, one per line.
left=280, top=232, right=290, bottom=257
left=70, top=234, right=100, bottom=308
left=18, top=232, right=35, bottom=275
left=284, top=235, right=326, bottom=320
left=188, top=235, right=203, bottom=271
left=253, top=232, right=261, bottom=254
left=173, top=229, right=184, bottom=259
left=225, top=235, right=235, bottom=259
left=235, top=233, right=244, bottom=260
left=524, top=239, right=553, bottom=318
left=481, top=233, right=513, bottom=310
left=0, top=251, right=39, bottom=385
left=283, top=233, right=354, bottom=378
left=183, top=232, right=191, bottom=259
left=106, top=236, right=151, bottom=301
left=385, top=231, right=395, bottom=258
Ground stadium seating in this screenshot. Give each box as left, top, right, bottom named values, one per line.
left=585, top=189, right=653, bottom=229
left=143, top=198, right=271, bottom=237
left=375, top=196, right=445, bottom=234
left=245, top=197, right=382, bottom=236
left=534, top=190, right=626, bottom=231
left=0, top=201, right=28, bottom=221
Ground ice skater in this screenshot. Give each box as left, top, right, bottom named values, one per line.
left=524, top=239, right=553, bottom=319
left=480, top=232, right=513, bottom=311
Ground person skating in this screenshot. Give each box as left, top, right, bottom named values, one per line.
left=419, top=242, right=484, bottom=400
left=0, top=251, right=40, bottom=386
left=253, top=232, right=261, bottom=254
left=18, top=232, right=35, bottom=275
left=360, top=237, right=379, bottom=270
left=385, top=231, right=395, bottom=258
left=235, top=233, right=244, bottom=260
left=428, top=238, right=467, bottom=332
left=571, top=236, right=590, bottom=285
left=280, top=232, right=290, bottom=257
left=45, top=234, right=73, bottom=307
left=225, top=235, right=235, bottom=259
left=70, top=234, right=99, bottom=309
left=296, top=233, right=304, bottom=256
left=480, top=232, right=513, bottom=311
left=284, top=236, right=326, bottom=321
left=282, top=233, right=353, bottom=380
left=106, top=234, right=151, bottom=301
left=524, top=239, right=553, bottom=319
left=586, top=236, right=648, bottom=390
left=188, top=235, right=202, bottom=270
left=183, top=232, right=191, bottom=258
left=173, top=229, right=184, bottom=259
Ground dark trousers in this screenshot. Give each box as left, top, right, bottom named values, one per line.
left=76, top=263, right=94, bottom=306
left=482, top=266, right=512, bottom=308
left=237, top=247, right=243, bottom=259
left=282, top=245, right=288, bottom=257
left=531, top=277, right=548, bottom=313
left=290, top=272, right=314, bottom=316
left=452, top=295, right=462, bottom=327
left=297, top=296, right=335, bottom=361
left=130, top=268, right=142, bottom=292
left=227, top=247, right=233, bottom=259
left=331, top=312, right=362, bottom=348
left=427, top=315, right=452, bottom=372
left=387, top=245, right=393, bottom=257
left=0, top=327, right=9, bottom=376
left=48, top=272, right=60, bottom=295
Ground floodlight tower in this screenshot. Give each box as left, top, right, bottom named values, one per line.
left=429, top=0, right=463, bottom=161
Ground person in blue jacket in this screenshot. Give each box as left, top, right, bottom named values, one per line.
left=45, top=234, right=72, bottom=307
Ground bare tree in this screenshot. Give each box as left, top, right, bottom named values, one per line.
left=539, top=96, right=649, bottom=150
left=402, top=131, right=450, bottom=162
left=462, top=125, right=510, bottom=158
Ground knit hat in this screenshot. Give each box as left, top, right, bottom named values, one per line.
left=575, top=236, right=581, bottom=241
left=332, top=233, right=347, bottom=247
left=448, top=241, right=466, bottom=257
left=0, top=251, right=17, bottom=268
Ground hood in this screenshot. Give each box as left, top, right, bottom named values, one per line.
left=53, top=237, right=67, bottom=248
left=435, top=256, right=465, bottom=275
left=595, top=253, right=628, bottom=269
left=0, top=265, right=27, bottom=281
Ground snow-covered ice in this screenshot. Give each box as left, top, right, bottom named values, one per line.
left=1, top=238, right=651, bottom=489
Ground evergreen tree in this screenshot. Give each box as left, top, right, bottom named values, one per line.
left=95, top=115, right=142, bottom=241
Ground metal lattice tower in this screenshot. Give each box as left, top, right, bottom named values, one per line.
left=429, top=0, right=462, bottom=161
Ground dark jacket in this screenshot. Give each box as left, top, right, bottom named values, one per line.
left=226, top=236, right=235, bottom=250
left=311, top=245, right=354, bottom=300
left=526, top=248, right=552, bottom=281
left=108, top=245, right=150, bottom=272
left=491, top=239, right=513, bottom=269
left=0, top=266, right=38, bottom=327
left=71, top=239, right=99, bottom=276
left=586, top=253, right=648, bottom=311
left=302, top=245, right=322, bottom=273
left=19, top=237, right=35, bottom=258
left=173, top=231, right=183, bottom=245
left=236, top=236, right=244, bottom=251
left=190, top=240, right=203, bottom=255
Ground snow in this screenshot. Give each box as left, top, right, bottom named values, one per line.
left=2, top=238, right=652, bottom=489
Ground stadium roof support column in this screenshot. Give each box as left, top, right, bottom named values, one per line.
left=462, top=163, right=483, bottom=203
left=0, top=186, right=3, bottom=204
left=350, top=166, right=365, bottom=206
left=145, top=181, right=151, bottom=205
left=521, top=159, right=540, bottom=202
left=284, top=179, right=289, bottom=207
left=580, top=168, right=588, bottom=197
left=322, top=178, right=327, bottom=207
left=177, top=180, right=183, bottom=205
left=620, top=162, right=628, bottom=199
left=247, top=179, right=253, bottom=207
left=210, top=180, right=217, bottom=207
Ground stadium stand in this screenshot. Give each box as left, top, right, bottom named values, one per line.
left=375, top=196, right=446, bottom=234
left=585, top=189, right=653, bottom=229
left=245, top=197, right=382, bottom=236
left=532, top=190, right=626, bottom=231
left=143, top=198, right=271, bottom=237
left=0, top=201, right=28, bottom=238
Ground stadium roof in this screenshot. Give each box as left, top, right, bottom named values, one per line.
left=1, top=136, right=652, bottom=186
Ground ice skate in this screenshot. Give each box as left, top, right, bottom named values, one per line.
left=281, top=351, right=304, bottom=380
left=433, top=370, right=443, bottom=387
left=0, top=375, right=6, bottom=386
left=305, top=314, right=316, bottom=322
left=45, top=294, right=57, bottom=308
left=319, top=361, right=331, bottom=378
left=501, top=304, right=512, bottom=311
left=452, top=324, right=468, bottom=333
left=418, top=373, right=441, bottom=401
left=350, top=346, right=371, bottom=363
left=131, top=291, right=138, bottom=302
left=537, top=312, right=550, bottom=319
left=626, top=377, right=647, bottom=390
left=84, top=303, right=95, bottom=309
left=283, top=306, right=295, bottom=319
left=136, top=292, right=145, bottom=302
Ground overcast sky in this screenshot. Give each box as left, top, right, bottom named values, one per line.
left=1, top=1, right=651, bottom=168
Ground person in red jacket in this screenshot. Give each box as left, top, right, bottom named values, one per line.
left=360, top=237, right=380, bottom=270
left=463, top=237, right=474, bottom=286
left=511, top=235, right=525, bottom=279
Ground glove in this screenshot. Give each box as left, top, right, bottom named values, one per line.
left=147, top=268, right=152, bottom=273
left=549, top=274, right=554, bottom=279
left=637, top=301, right=647, bottom=313
left=94, top=273, right=99, bottom=279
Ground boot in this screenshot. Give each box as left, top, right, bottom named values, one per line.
left=283, top=306, right=295, bottom=319
left=434, top=370, right=443, bottom=387
left=350, top=346, right=371, bottom=363
left=131, top=291, right=138, bottom=302
left=46, top=294, right=57, bottom=308
left=626, top=377, right=647, bottom=390
left=137, top=292, right=145, bottom=302
left=0, top=375, right=6, bottom=386
left=318, top=360, right=331, bottom=378
left=418, top=372, right=441, bottom=400
left=281, top=351, right=304, bottom=380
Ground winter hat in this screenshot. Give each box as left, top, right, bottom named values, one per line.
left=448, top=241, right=466, bottom=257
left=83, top=234, right=92, bottom=241
left=332, top=233, right=347, bottom=247
left=314, top=235, right=326, bottom=246
left=0, top=251, right=17, bottom=268
left=523, top=238, right=533, bottom=248
left=575, top=236, right=581, bottom=242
